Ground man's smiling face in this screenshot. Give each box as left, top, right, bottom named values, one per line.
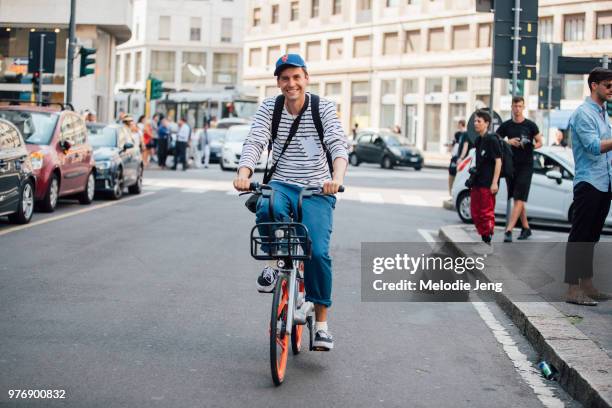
left=277, top=67, right=309, bottom=102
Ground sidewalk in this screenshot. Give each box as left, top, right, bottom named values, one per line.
left=439, top=224, right=612, bottom=408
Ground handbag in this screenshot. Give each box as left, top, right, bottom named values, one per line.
left=245, top=194, right=259, bottom=213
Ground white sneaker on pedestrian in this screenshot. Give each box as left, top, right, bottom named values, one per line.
left=313, top=328, right=333, bottom=351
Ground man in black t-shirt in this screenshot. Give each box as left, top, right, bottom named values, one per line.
left=469, top=110, right=502, bottom=244
left=496, top=96, right=543, bottom=242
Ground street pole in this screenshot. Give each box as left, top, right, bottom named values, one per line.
left=66, top=0, right=76, bottom=105
left=487, top=4, right=495, bottom=132
left=603, top=55, right=609, bottom=69
left=506, top=0, right=522, bottom=229
left=38, top=34, right=45, bottom=104
left=145, top=78, right=151, bottom=119
left=546, top=43, right=553, bottom=145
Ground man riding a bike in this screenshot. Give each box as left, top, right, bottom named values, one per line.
left=233, top=54, right=348, bottom=351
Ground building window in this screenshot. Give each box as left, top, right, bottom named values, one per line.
left=450, top=77, right=467, bottom=93
left=266, top=86, right=278, bottom=97
left=563, top=74, right=584, bottom=99
left=353, top=35, right=372, bottom=58
left=564, top=14, right=585, bottom=41
left=135, top=22, right=140, bottom=41
left=386, top=0, right=399, bottom=6
left=290, top=2, right=299, bottom=21
left=404, top=30, right=421, bottom=53
left=351, top=81, right=370, bottom=128
left=308, top=83, right=319, bottom=94
left=135, top=51, right=142, bottom=82
left=539, top=17, right=553, bottom=42
left=403, top=78, right=418, bottom=94
left=596, top=11, right=612, bottom=40
left=380, top=79, right=396, bottom=129
left=221, top=18, right=232, bottom=43
left=286, top=43, right=300, bottom=54
left=332, top=0, right=341, bottom=15
left=115, top=54, right=121, bottom=84
left=325, top=82, right=342, bottom=96
left=407, top=0, right=421, bottom=5
left=182, top=52, right=206, bottom=84
left=213, top=53, right=237, bottom=85
left=424, top=104, right=441, bottom=151
left=190, top=17, right=201, bottom=41
left=477, top=23, right=491, bottom=48
left=267, top=46, right=280, bottom=66
left=311, top=0, right=319, bottom=18
left=151, top=50, right=175, bottom=82
left=452, top=25, right=470, bottom=50
left=124, top=53, right=131, bottom=82
left=428, top=27, right=445, bottom=51
left=249, top=48, right=262, bottom=67
left=306, top=41, right=321, bottom=61
left=271, top=5, right=279, bottom=24
left=357, top=0, right=371, bottom=10
left=253, top=8, right=261, bottom=27
left=159, top=16, right=170, bottom=40
left=327, top=38, right=343, bottom=59
left=383, top=32, right=399, bottom=55
left=425, top=78, right=442, bottom=93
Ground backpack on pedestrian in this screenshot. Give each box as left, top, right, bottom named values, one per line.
left=496, top=134, right=514, bottom=179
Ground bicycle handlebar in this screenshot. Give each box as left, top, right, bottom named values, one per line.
left=248, top=182, right=344, bottom=194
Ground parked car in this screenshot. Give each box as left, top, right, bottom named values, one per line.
left=0, top=119, right=35, bottom=224
left=204, top=128, right=227, bottom=164
left=451, top=145, right=612, bottom=226
left=86, top=123, right=143, bottom=199
left=216, top=117, right=250, bottom=129
left=220, top=125, right=268, bottom=171
left=0, top=104, right=95, bottom=212
left=349, top=129, right=423, bottom=170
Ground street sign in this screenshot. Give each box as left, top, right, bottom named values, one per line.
left=538, top=78, right=562, bottom=109
left=538, top=43, right=563, bottom=110
left=557, top=57, right=605, bottom=75
left=494, top=0, right=537, bottom=22
left=28, top=31, right=57, bottom=74
left=494, top=64, right=537, bottom=80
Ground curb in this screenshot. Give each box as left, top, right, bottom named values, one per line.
left=438, top=225, right=612, bottom=408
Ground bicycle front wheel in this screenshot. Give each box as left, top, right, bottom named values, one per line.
left=270, top=278, right=289, bottom=386
left=291, top=277, right=305, bottom=355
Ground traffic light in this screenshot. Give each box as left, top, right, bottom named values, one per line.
left=79, top=47, right=96, bottom=77
left=509, top=79, right=525, bottom=96
left=149, top=76, right=163, bottom=100
left=607, top=101, right=612, bottom=118
left=32, top=71, right=41, bottom=96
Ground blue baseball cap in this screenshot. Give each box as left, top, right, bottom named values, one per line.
left=274, top=54, right=307, bottom=76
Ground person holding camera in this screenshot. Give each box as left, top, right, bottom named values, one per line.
left=468, top=110, right=502, bottom=244
left=496, top=96, right=543, bottom=242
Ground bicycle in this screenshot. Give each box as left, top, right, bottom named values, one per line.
left=243, top=182, right=344, bottom=386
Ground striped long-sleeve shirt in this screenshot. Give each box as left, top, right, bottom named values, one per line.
left=238, top=94, right=349, bottom=187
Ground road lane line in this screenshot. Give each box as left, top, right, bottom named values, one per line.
left=417, top=229, right=437, bottom=246
left=0, top=192, right=155, bottom=237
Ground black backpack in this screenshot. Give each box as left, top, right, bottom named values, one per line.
left=268, top=94, right=334, bottom=178
left=495, top=134, right=514, bottom=179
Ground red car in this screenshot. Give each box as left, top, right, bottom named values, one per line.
left=0, top=104, right=95, bottom=212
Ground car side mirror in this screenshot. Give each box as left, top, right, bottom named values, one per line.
left=123, top=142, right=134, bottom=151
left=546, top=170, right=563, bottom=184
left=59, top=140, right=72, bottom=151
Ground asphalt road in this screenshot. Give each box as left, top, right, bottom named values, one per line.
left=0, top=165, right=580, bottom=407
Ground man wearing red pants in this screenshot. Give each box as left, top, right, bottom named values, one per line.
left=469, top=110, right=502, bottom=243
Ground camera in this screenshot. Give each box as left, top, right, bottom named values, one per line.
left=465, top=167, right=479, bottom=189
left=520, top=136, right=532, bottom=147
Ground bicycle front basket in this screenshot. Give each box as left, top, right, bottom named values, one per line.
left=250, top=222, right=311, bottom=260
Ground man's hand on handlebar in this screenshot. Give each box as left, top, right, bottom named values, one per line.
left=322, top=179, right=343, bottom=195
left=233, top=167, right=253, bottom=191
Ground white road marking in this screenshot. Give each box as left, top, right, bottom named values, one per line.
left=0, top=192, right=155, bottom=237
left=358, top=192, right=385, bottom=204
left=181, top=189, right=208, bottom=194
left=401, top=194, right=429, bottom=207
left=471, top=302, right=565, bottom=408
left=417, top=229, right=438, bottom=246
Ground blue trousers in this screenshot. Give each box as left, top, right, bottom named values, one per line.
left=256, top=181, right=336, bottom=307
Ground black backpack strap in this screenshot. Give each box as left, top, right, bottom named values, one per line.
left=263, top=95, right=310, bottom=184
left=310, top=94, right=334, bottom=176
left=263, top=95, right=285, bottom=183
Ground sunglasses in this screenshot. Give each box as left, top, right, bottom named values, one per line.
left=600, top=82, right=612, bottom=89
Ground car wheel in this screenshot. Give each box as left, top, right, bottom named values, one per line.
left=381, top=156, right=393, bottom=169
left=39, top=173, right=59, bottom=212
left=456, top=190, right=473, bottom=224
left=349, top=153, right=360, bottom=166
left=78, top=172, right=95, bottom=204
left=109, top=169, right=124, bottom=200
left=414, top=166, right=422, bottom=171
left=128, top=166, right=143, bottom=194
left=8, top=180, right=35, bottom=224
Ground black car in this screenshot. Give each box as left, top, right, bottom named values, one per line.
left=86, top=123, right=143, bottom=199
left=350, top=130, right=423, bottom=170
left=0, top=119, right=35, bottom=223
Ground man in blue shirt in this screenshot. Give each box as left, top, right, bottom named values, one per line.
left=565, top=68, right=612, bottom=306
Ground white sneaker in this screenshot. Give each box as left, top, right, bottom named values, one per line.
left=256, top=266, right=278, bottom=293
left=313, top=328, right=334, bottom=351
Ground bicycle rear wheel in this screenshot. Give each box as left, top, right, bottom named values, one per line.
left=270, top=278, right=289, bottom=386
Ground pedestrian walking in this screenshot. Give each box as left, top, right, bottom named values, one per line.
left=189, top=124, right=202, bottom=169
left=469, top=110, right=502, bottom=244
left=157, top=117, right=170, bottom=169
left=352, top=122, right=359, bottom=138
left=565, top=67, right=612, bottom=306
left=497, top=96, right=543, bottom=242
left=173, top=117, right=190, bottom=171
left=448, top=119, right=467, bottom=195
left=199, top=125, right=211, bottom=168
left=551, top=129, right=568, bottom=147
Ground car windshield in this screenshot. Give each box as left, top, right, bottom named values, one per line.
left=88, top=126, right=117, bottom=148
left=381, top=133, right=402, bottom=147
left=207, top=129, right=226, bottom=142
left=0, top=110, right=58, bottom=145
left=225, top=127, right=250, bottom=142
